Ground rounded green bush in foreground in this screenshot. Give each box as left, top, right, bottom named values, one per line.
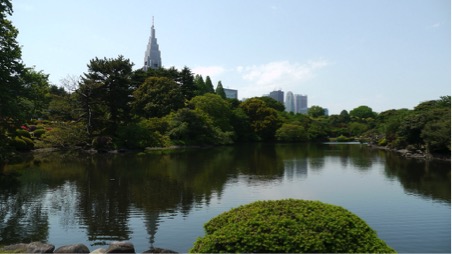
left=190, top=199, right=395, bottom=253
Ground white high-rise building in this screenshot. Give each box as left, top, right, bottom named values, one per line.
left=143, top=17, right=162, bottom=71
left=285, top=92, right=295, bottom=113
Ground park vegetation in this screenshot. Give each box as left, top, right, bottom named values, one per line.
left=190, top=199, right=395, bottom=253
left=0, top=0, right=450, bottom=162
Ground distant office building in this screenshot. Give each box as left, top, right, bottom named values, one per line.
left=323, top=108, right=329, bottom=116
left=224, top=88, right=238, bottom=99
left=143, top=17, right=162, bottom=71
left=295, top=94, right=308, bottom=114
left=285, top=92, right=295, bottom=113
left=269, top=90, right=284, bottom=104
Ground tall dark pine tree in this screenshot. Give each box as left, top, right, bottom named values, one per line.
left=194, top=74, right=205, bottom=96
left=215, top=81, right=226, bottom=99
left=179, top=66, right=196, bottom=101
left=205, top=76, right=215, bottom=94
left=78, top=55, right=133, bottom=135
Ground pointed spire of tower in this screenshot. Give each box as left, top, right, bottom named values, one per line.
left=143, top=16, right=162, bottom=71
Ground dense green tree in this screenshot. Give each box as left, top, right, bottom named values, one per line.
left=166, top=108, right=220, bottom=145
left=256, top=96, right=285, bottom=112
left=215, top=81, right=226, bottom=99
left=348, top=122, right=369, bottom=137
left=339, top=110, right=351, bottom=122
left=240, top=98, right=282, bottom=141
left=49, top=85, right=68, bottom=97
left=78, top=55, right=134, bottom=134
left=230, top=107, right=254, bottom=142
left=275, top=123, right=308, bottom=142
left=0, top=0, right=26, bottom=160
left=307, top=120, right=328, bottom=140
left=188, top=94, right=232, bottom=132
left=132, top=77, right=184, bottom=118
left=350, top=105, right=377, bottom=119
left=308, top=105, right=326, bottom=118
left=20, top=67, right=51, bottom=119
left=376, top=109, right=410, bottom=144
left=421, top=109, right=450, bottom=154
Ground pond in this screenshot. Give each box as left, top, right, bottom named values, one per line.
left=0, top=143, right=450, bottom=253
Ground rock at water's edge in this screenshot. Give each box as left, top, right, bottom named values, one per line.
left=1, top=242, right=55, bottom=253
left=54, top=243, right=90, bottom=253
left=143, top=247, right=178, bottom=253
left=106, top=241, right=135, bottom=253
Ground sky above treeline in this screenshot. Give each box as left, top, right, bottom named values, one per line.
left=10, top=0, right=451, bottom=114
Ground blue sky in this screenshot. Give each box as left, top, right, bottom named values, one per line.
left=10, top=0, right=450, bottom=114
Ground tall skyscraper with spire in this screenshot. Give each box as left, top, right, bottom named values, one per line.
left=143, top=17, right=162, bottom=71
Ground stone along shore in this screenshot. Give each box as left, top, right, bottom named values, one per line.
left=0, top=241, right=177, bottom=253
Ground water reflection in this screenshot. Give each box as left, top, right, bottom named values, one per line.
left=0, top=144, right=450, bottom=251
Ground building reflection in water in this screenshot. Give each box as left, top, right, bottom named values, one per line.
left=283, top=159, right=308, bottom=180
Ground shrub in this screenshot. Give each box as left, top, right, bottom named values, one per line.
left=40, top=122, right=88, bottom=148
left=115, top=119, right=170, bottom=149
left=15, top=129, right=31, bottom=138
left=32, top=129, right=46, bottom=138
left=92, top=136, right=114, bottom=151
left=275, top=123, right=308, bottom=142
left=336, top=135, right=354, bottom=142
left=190, top=199, right=395, bottom=253
left=12, top=136, right=34, bottom=151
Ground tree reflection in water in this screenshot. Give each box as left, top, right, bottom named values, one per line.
left=0, top=144, right=450, bottom=249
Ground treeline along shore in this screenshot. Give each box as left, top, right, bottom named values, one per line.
left=1, top=54, right=450, bottom=162
left=0, top=0, right=450, bottom=163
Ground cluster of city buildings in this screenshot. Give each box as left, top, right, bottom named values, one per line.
left=143, top=19, right=317, bottom=115
left=267, top=90, right=309, bottom=114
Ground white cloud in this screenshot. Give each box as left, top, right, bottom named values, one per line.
left=240, top=60, right=329, bottom=87
left=232, top=59, right=330, bottom=99
left=192, top=65, right=226, bottom=77
left=430, top=22, right=441, bottom=28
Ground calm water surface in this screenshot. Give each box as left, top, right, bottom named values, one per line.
left=0, top=143, right=450, bottom=253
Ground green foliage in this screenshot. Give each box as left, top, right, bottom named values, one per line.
left=132, top=77, right=184, bottom=118
left=350, top=105, right=377, bottom=119
left=204, top=76, right=215, bottom=94
left=275, top=123, right=307, bottom=142
left=256, top=96, right=285, bottom=112
left=179, top=66, right=196, bottom=101
left=115, top=119, right=170, bottom=149
left=230, top=107, right=255, bottom=142
left=15, top=129, right=31, bottom=138
left=20, top=67, right=51, bottom=119
left=77, top=55, right=134, bottom=135
left=40, top=122, right=88, bottom=148
left=240, top=98, right=282, bottom=141
left=188, top=93, right=232, bottom=132
left=348, top=122, right=369, bottom=136
left=12, top=136, right=33, bottom=151
left=308, top=105, right=326, bottom=118
left=336, top=135, right=354, bottom=142
left=215, top=81, right=226, bottom=99
left=191, top=199, right=395, bottom=253
left=166, top=108, right=230, bottom=145
left=32, top=129, right=46, bottom=138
